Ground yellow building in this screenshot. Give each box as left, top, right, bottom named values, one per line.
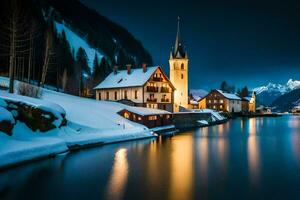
left=169, top=17, right=189, bottom=112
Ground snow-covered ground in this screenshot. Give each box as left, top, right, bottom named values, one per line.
left=0, top=79, right=155, bottom=169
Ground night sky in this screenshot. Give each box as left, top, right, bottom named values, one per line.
left=81, top=0, right=300, bottom=90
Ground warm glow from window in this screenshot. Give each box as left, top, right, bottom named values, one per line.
left=148, top=116, right=157, bottom=120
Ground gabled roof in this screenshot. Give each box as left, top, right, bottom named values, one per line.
left=122, top=106, right=171, bottom=116
left=94, top=66, right=175, bottom=90
left=216, top=90, right=241, bottom=100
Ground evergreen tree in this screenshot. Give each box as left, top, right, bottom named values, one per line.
left=220, top=81, right=228, bottom=91
left=76, top=47, right=90, bottom=96
left=240, top=86, right=249, bottom=97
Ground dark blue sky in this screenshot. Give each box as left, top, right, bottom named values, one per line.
left=81, top=0, right=300, bottom=90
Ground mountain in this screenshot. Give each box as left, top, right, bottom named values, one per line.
left=0, top=0, right=153, bottom=95
left=253, top=79, right=300, bottom=106
left=271, top=89, right=300, bottom=112
left=40, top=0, right=153, bottom=67
left=189, top=89, right=208, bottom=101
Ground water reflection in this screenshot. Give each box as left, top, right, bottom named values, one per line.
left=247, top=118, right=260, bottom=187
left=106, top=148, right=128, bottom=200
left=169, top=135, right=194, bottom=200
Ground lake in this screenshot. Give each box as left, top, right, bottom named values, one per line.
left=1, top=115, right=300, bottom=200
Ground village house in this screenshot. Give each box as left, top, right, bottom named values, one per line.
left=118, top=107, right=173, bottom=128
left=198, top=90, right=242, bottom=113
left=94, top=65, right=175, bottom=112
left=241, top=92, right=256, bottom=113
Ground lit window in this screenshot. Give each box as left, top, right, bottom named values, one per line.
left=214, top=100, right=217, bottom=103
left=124, top=112, right=130, bottom=119
left=220, top=105, right=223, bottom=109
left=213, top=105, right=216, bottom=109
left=148, top=116, right=157, bottom=120
left=138, top=117, right=142, bottom=121
left=209, top=100, right=211, bottom=103
left=220, top=99, right=224, bottom=103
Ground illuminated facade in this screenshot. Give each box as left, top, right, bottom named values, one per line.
left=169, top=17, right=189, bottom=112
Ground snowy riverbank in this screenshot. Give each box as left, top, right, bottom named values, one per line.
left=0, top=84, right=155, bottom=169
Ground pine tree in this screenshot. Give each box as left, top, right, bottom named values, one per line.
left=76, top=47, right=89, bottom=96
left=220, top=81, right=228, bottom=92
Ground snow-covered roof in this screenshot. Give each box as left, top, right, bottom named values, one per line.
left=94, top=66, right=160, bottom=89
left=243, top=96, right=252, bottom=101
left=122, top=106, right=171, bottom=116
left=216, top=90, right=241, bottom=100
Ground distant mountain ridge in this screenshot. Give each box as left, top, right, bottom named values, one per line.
left=253, top=79, right=300, bottom=106
left=271, top=89, right=300, bottom=112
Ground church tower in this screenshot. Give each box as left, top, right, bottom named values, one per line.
left=169, top=17, right=189, bottom=112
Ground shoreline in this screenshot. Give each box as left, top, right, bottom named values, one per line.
left=0, top=133, right=156, bottom=172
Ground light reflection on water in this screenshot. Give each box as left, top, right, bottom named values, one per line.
left=106, top=148, right=128, bottom=200
left=1, top=116, right=300, bottom=200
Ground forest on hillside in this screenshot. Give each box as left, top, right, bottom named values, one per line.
left=0, top=0, right=152, bottom=96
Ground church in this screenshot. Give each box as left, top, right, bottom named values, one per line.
left=169, top=17, right=189, bottom=112
left=94, top=17, right=189, bottom=113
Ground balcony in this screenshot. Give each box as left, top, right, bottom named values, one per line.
left=160, top=87, right=170, bottom=93
left=147, top=98, right=157, bottom=103
left=147, top=86, right=159, bottom=92
left=161, top=98, right=170, bottom=103
left=152, top=77, right=163, bottom=82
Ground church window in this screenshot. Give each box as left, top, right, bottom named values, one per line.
left=181, top=63, right=184, bottom=70
left=181, top=74, right=184, bottom=79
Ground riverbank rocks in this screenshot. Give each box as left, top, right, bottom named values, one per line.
left=0, top=93, right=67, bottom=133
left=0, top=107, right=15, bottom=136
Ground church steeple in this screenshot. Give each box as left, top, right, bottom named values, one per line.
left=171, top=16, right=187, bottom=59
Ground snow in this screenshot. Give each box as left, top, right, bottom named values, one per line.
left=197, top=120, right=209, bottom=125
left=0, top=107, right=14, bottom=123
left=0, top=76, right=9, bottom=88
left=0, top=79, right=156, bottom=168
left=190, top=89, right=208, bottom=101
left=188, top=108, right=226, bottom=121
left=287, top=79, right=300, bottom=90
left=54, top=21, right=104, bottom=70
left=94, top=66, right=159, bottom=89
left=217, top=90, right=241, bottom=100
left=123, top=106, right=171, bottom=116
left=243, top=97, right=252, bottom=101
left=0, top=123, right=68, bottom=168
left=0, top=91, right=65, bottom=126
left=253, top=79, right=300, bottom=95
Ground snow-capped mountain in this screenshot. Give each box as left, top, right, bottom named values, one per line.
left=253, top=79, right=300, bottom=106
left=254, top=79, right=300, bottom=95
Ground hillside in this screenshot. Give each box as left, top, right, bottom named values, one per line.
left=0, top=0, right=152, bottom=95
left=271, top=88, right=300, bottom=112
left=41, top=0, right=153, bottom=67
